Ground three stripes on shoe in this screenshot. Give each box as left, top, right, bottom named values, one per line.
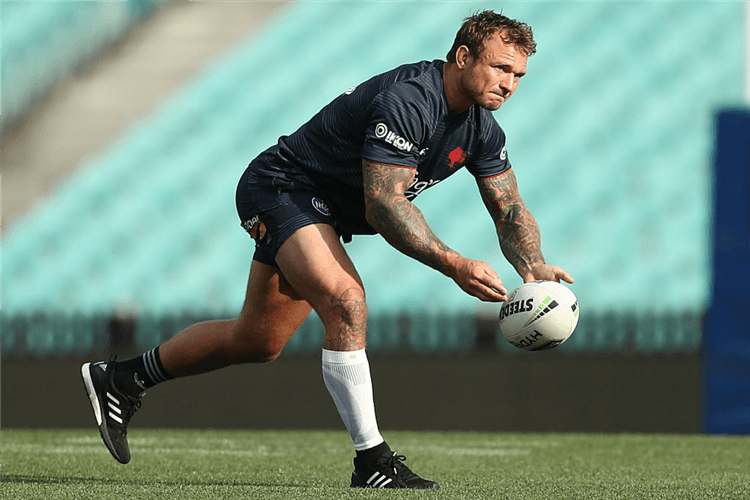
left=365, top=471, right=393, bottom=488
left=93, top=363, right=126, bottom=425
left=106, top=390, right=124, bottom=424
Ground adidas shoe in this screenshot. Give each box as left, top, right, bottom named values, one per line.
left=81, top=360, right=142, bottom=464
left=351, top=450, right=439, bottom=489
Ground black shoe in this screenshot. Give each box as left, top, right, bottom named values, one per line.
left=351, top=449, right=439, bottom=489
left=81, top=360, right=142, bottom=464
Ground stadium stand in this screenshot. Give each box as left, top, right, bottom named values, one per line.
left=1, top=1, right=744, bottom=356
left=1, top=1, right=158, bottom=130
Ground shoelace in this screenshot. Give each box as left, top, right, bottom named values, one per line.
left=111, top=394, right=142, bottom=439
left=124, top=396, right=143, bottom=417
left=383, top=453, right=420, bottom=483
left=105, top=359, right=143, bottom=430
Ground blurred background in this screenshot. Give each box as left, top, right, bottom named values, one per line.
left=2, top=1, right=748, bottom=433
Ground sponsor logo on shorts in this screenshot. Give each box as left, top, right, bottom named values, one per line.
left=241, top=215, right=261, bottom=233
left=345, top=85, right=359, bottom=95
left=312, top=197, right=331, bottom=216
left=500, top=146, right=507, bottom=161
left=374, top=123, right=414, bottom=152
left=242, top=215, right=269, bottom=246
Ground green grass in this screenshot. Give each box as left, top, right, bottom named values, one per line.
left=2, top=429, right=749, bottom=499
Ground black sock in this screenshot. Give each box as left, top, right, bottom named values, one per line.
left=113, top=346, right=173, bottom=396
left=356, top=441, right=391, bottom=467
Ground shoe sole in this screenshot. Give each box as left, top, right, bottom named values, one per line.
left=351, top=471, right=439, bottom=489
left=81, top=363, right=129, bottom=464
left=351, top=483, right=440, bottom=489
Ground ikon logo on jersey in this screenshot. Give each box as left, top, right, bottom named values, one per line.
left=374, top=123, right=414, bottom=152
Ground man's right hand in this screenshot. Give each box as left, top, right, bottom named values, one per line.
left=446, top=254, right=508, bottom=302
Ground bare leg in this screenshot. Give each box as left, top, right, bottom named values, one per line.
left=158, top=260, right=312, bottom=378
left=275, top=223, right=367, bottom=351
left=273, top=223, right=384, bottom=450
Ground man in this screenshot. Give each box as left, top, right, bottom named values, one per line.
left=81, top=10, right=573, bottom=489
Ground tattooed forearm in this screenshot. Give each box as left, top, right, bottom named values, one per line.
left=477, top=170, right=545, bottom=275
left=362, top=160, right=457, bottom=274
left=497, top=204, right=544, bottom=271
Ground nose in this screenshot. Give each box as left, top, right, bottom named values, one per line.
left=498, top=72, right=515, bottom=94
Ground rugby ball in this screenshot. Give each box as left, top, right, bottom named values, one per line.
left=498, top=280, right=579, bottom=351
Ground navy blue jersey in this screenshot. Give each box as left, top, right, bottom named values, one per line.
left=253, top=59, right=511, bottom=235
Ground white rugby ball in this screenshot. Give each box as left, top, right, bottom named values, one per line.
left=498, top=280, right=579, bottom=351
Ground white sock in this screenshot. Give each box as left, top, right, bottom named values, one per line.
left=322, top=348, right=385, bottom=451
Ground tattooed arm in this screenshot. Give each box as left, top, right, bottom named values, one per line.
left=362, top=159, right=507, bottom=302
left=477, top=168, right=573, bottom=283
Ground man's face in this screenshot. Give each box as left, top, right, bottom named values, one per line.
left=459, top=33, right=528, bottom=111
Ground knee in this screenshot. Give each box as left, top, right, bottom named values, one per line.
left=229, top=326, right=284, bottom=364
left=328, top=287, right=368, bottom=326
left=245, top=343, right=282, bottom=363
left=321, top=287, right=368, bottom=351
left=247, top=347, right=282, bottom=364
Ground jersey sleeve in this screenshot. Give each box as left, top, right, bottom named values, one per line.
left=361, top=86, right=425, bottom=169
left=466, top=113, right=511, bottom=178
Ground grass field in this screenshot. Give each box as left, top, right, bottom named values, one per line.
left=2, top=429, right=749, bottom=499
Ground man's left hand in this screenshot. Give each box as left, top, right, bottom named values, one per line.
left=521, top=264, right=574, bottom=284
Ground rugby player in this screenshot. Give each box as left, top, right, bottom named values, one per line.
left=82, top=10, right=573, bottom=489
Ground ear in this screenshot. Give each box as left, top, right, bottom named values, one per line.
left=455, top=45, right=472, bottom=69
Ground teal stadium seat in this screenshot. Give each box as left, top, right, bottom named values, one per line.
left=2, top=1, right=743, bottom=355
left=2, top=1, right=158, bottom=127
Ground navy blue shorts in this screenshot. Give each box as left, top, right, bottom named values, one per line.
left=235, top=161, right=346, bottom=267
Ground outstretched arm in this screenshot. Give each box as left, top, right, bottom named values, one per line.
left=362, top=159, right=507, bottom=302
left=476, top=168, right=573, bottom=283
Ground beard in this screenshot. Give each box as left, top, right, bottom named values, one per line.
left=474, top=92, right=505, bottom=111
left=479, top=98, right=503, bottom=111
left=461, top=75, right=507, bottom=111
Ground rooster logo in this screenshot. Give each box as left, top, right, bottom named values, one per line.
left=448, top=147, right=467, bottom=168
